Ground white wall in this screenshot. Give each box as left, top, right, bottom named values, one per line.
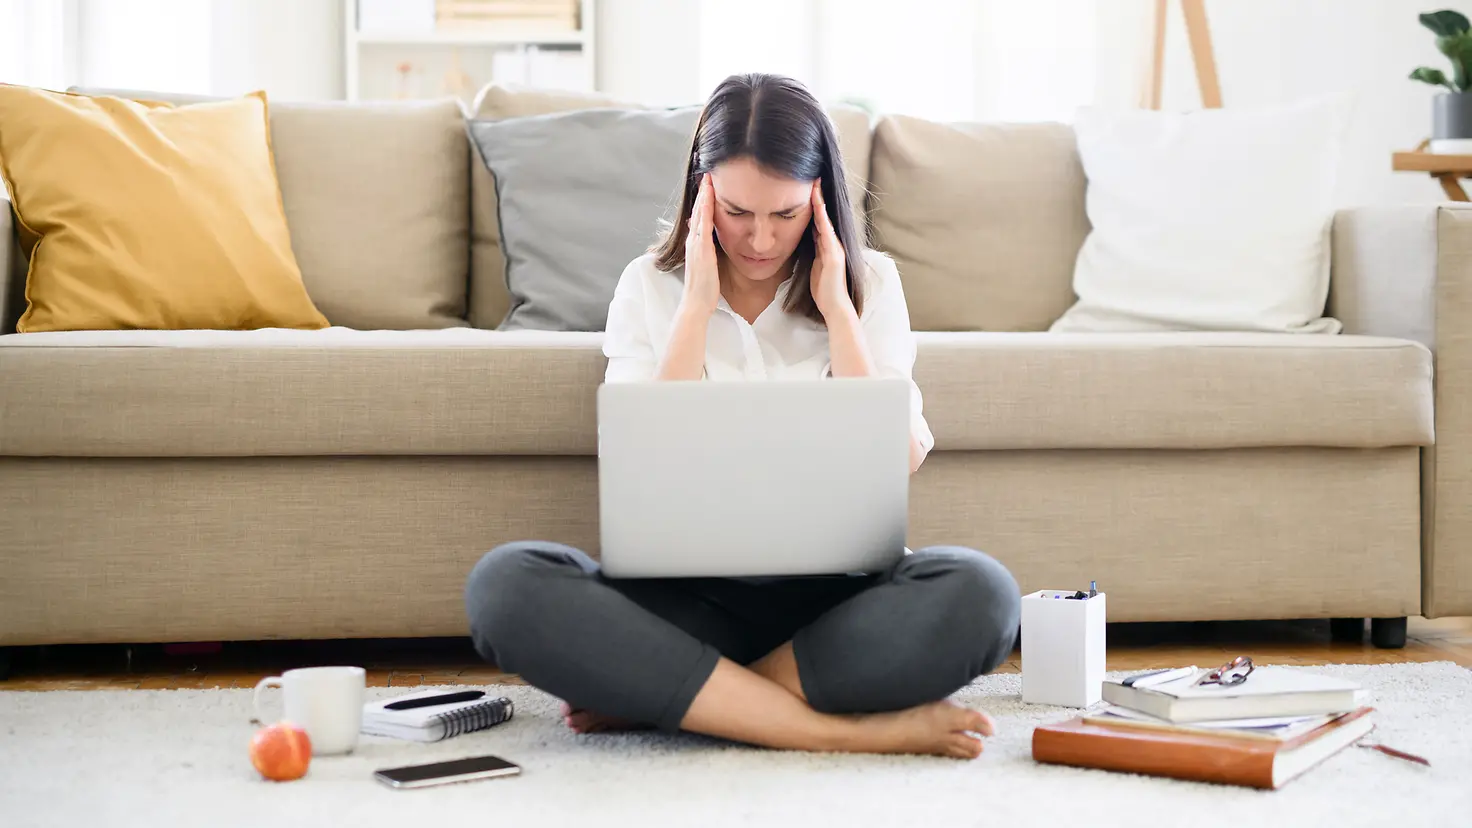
left=73, top=0, right=342, bottom=100
left=611, top=0, right=981, bottom=120
left=55, top=0, right=1472, bottom=206
left=591, top=0, right=977, bottom=118
left=974, top=0, right=1097, bottom=123
left=1093, top=0, right=1472, bottom=206
left=820, top=0, right=976, bottom=121
left=699, top=0, right=818, bottom=99
left=596, top=0, right=702, bottom=106
left=209, top=0, right=343, bottom=101
left=78, top=0, right=211, bottom=93
left=596, top=0, right=1472, bottom=206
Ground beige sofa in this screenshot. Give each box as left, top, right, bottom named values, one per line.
left=0, top=86, right=1465, bottom=658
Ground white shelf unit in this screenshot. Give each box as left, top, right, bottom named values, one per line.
left=344, top=0, right=597, bottom=103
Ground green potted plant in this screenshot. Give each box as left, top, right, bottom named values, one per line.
left=1411, top=9, right=1472, bottom=152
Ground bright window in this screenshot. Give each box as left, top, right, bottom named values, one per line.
left=0, top=0, right=75, bottom=90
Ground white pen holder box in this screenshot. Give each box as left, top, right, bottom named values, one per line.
left=1020, top=589, right=1106, bottom=708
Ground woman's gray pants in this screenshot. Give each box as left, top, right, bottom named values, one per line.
left=464, top=541, right=1021, bottom=732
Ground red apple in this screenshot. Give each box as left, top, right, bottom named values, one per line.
left=250, top=721, right=312, bottom=781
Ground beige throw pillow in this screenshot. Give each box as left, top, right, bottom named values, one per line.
left=867, top=115, right=1089, bottom=332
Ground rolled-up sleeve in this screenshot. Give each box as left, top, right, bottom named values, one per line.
left=603, top=259, right=659, bottom=383
left=862, top=252, right=936, bottom=455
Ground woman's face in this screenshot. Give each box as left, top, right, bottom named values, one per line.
left=708, top=156, right=815, bottom=284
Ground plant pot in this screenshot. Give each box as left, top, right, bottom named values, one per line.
left=1432, top=92, right=1472, bottom=152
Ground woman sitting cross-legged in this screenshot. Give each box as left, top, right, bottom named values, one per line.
left=464, top=73, right=1021, bottom=760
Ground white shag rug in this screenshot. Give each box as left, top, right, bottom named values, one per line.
left=2, top=662, right=1470, bottom=828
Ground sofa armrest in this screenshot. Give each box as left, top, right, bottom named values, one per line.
left=1329, top=205, right=1437, bottom=347
left=1, top=190, right=17, bottom=334
left=1330, top=204, right=1472, bottom=616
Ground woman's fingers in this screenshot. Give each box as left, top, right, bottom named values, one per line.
left=688, top=176, right=705, bottom=240
left=811, top=180, right=834, bottom=237
left=701, top=173, right=715, bottom=226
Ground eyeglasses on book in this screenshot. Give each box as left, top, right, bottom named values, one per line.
left=1192, top=655, right=1255, bottom=687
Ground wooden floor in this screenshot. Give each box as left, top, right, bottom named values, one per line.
left=3, top=617, right=1469, bottom=692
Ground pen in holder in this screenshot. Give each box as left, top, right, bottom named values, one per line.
left=1020, top=587, right=1106, bottom=708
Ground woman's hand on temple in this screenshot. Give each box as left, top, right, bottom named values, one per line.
left=809, top=180, right=851, bottom=320
left=655, top=173, right=719, bottom=381
left=682, top=173, right=721, bottom=318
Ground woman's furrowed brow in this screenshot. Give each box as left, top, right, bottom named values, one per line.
left=717, top=196, right=809, bottom=214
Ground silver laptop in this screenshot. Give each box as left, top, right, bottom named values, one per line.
left=596, top=378, right=912, bottom=578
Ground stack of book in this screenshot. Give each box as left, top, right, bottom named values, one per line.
left=1032, top=665, right=1374, bottom=789
left=435, top=0, right=580, bottom=33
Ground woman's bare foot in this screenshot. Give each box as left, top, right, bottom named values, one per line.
left=841, top=701, right=995, bottom=759
left=561, top=702, right=653, bottom=734
left=680, top=657, right=994, bottom=760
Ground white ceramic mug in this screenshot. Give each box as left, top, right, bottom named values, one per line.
left=252, top=666, right=366, bottom=756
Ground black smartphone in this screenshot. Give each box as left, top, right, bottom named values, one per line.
left=373, top=755, right=522, bottom=789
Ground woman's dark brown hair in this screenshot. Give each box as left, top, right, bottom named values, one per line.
left=651, top=73, right=867, bottom=323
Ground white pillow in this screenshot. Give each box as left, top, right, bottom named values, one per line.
left=1051, top=97, right=1351, bottom=334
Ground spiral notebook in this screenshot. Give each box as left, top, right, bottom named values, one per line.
left=361, top=690, right=515, bottom=742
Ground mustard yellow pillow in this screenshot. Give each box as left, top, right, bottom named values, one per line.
left=0, top=85, right=329, bottom=332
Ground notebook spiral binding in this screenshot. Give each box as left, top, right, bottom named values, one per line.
left=434, top=696, right=515, bottom=739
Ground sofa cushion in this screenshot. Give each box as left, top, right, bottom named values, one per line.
left=914, top=332, right=1433, bottom=449
left=466, top=83, right=875, bottom=329
left=868, top=115, right=1089, bottom=332
left=468, top=106, right=703, bottom=332
left=263, top=98, right=471, bottom=330
left=0, top=87, right=328, bottom=333
left=1052, top=100, right=1345, bottom=335
left=0, top=330, right=1431, bottom=457
left=466, top=85, right=642, bottom=330
left=0, top=328, right=604, bottom=457
left=68, top=89, right=470, bottom=331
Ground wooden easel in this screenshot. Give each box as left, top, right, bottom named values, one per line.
left=1139, top=0, right=1223, bottom=109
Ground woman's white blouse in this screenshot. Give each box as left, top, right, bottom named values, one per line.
left=601, top=247, right=935, bottom=455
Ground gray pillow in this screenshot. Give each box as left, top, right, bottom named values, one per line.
left=467, top=106, right=702, bottom=332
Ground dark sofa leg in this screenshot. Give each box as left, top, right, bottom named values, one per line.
left=1370, top=617, right=1408, bottom=649
left=1329, top=618, right=1365, bottom=643
left=0, top=648, right=12, bottom=681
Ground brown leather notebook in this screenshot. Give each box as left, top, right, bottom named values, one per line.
left=1032, top=707, right=1375, bottom=789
